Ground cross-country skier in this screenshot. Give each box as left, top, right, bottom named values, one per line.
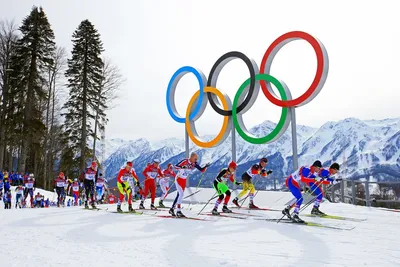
left=69, top=178, right=81, bottom=206
left=95, top=173, right=107, bottom=204
left=34, top=192, right=42, bottom=208
left=15, top=185, right=24, bottom=208
left=307, top=162, right=341, bottom=215
left=282, top=160, right=323, bottom=223
left=24, top=174, right=35, bottom=208
left=54, top=172, right=66, bottom=207
left=212, top=161, right=241, bottom=215
left=140, top=159, right=164, bottom=210
left=169, top=152, right=210, bottom=217
left=0, top=176, right=4, bottom=200
left=127, top=166, right=140, bottom=203
left=108, top=193, right=116, bottom=204
left=116, top=161, right=139, bottom=212
left=158, top=163, right=176, bottom=208
left=80, top=161, right=98, bottom=209
left=4, top=189, right=11, bottom=209
left=232, top=158, right=272, bottom=209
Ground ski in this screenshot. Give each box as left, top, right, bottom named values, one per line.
left=302, top=214, right=366, bottom=222
left=82, top=207, right=101, bottom=211
left=229, top=206, right=280, bottom=212
left=110, top=211, right=143, bottom=215
left=262, top=218, right=355, bottom=230
left=152, top=214, right=207, bottom=221
left=201, top=212, right=248, bottom=220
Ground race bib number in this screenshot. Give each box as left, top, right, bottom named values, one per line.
left=148, top=172, right=158, bottom=179
left=57, top=182, right=64, bottom=187
left=96, top=182, right=103, bottom=187
left=121, top=175, right=129, bottom=182
left=85, top=173, right=95, bottom=180
left=36, top=197, right=41, bottom=201
left=72, top=186, right=79, bottom=191
left=25, top=183, right=34, bottom=188
left=291, top=170, right=301, bottom=182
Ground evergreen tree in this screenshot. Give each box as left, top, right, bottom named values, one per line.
left=63, top=19, right=104, bottom=173
left=0, top=19, right=19, bottom=171
left=10, top=6, right=55, bottom=173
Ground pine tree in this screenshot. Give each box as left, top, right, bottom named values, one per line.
left=10, top=6, right=55, bottom=173
left=63, top=19, right=104, bottom=173
left=0, top=19, right=19, bottom=171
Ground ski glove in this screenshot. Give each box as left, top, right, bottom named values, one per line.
left=314, top=177, right=323, bottom=182
left=120, top=182, right=125, bottom=188
left=235, top=181, right=242, bottom=186
left=266, top=170, right=273, bottom=175
left=205, top=162, right=211, bottom=168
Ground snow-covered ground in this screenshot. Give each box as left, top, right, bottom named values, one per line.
left=1, top=187, right=399, bottom=267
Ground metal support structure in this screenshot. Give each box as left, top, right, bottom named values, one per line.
left=290, top=108, right=298, bottom=171
left=185, top=127, right=190, bottom=187
left=352, top=180, right=356, bottom=205
left=231, top=120, right=237, bottom=190
left=365, top=180, right=370, bottom=207
left=340, top=180, right=345, bottom=202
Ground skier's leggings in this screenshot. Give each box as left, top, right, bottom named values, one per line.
left=84, top=179, right=95, bottom=203
left=172, top=177, right=186, bottom=211
left=287, top=177, right=303, bottom=206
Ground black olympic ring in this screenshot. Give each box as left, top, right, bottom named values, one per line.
left=206, top=51, right=259, bottom=116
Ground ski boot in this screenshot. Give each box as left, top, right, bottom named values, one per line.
left=139, top=201, right=145, bottom=209
left=282, top=207, right=292, bottom=220
left=151, top=204, right=157, bottom=210
left=232, top=198, right=240, bottom=207
left=158, top=200, right=165, bottom=208
left=84, top=201, right=89, bottom=209
left=91, top=203, right=97, bottom=209
left=311, top=206, right=326, bottom=216
left=128, top=204, right=135, bottom=212
left=292, top=213, right=305, bottom=223
left=212, top=208, right=220, bottom=215
left=249, top=201, right=259, bottom=209
left=169, top=208, right=176, bottom=217
left=176, top=211, right=186, bottom=218
left=117, top=205, right=123, bottom=213
left=222, top=205, right=232, bottom=213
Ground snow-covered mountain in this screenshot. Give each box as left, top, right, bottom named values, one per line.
left=102, top=118, right=400, bottom=186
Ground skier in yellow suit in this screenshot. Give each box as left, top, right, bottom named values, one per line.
left=232, top=158, right=272, bottom=209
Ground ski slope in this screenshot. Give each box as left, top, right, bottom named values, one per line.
left=0, top=187, right=399, bottom=267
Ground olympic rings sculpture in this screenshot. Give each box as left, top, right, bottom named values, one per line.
left=166, top=31, right=329, bottom=148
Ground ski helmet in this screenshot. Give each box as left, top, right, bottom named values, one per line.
left=312, top=160, right=322, bottom=168
left=154, top=159, right=161, bottom=164
left=127, top=161, right=133, bottom=167
left=59, top=172, right=64, bottom=177
left=260, top=158, right=268, bottom=163
left=330, top=163, right=340, bottom=171
left=74, top=178, right=78, bottom=182
left=228, top=161, right=237, bottom=169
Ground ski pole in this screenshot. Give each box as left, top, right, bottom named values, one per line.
left=296, top=183, right=334, bottom=215
left=183, top=173, right=205, bottom=200
left=238, top=178, right=262, bottom=208
left=197, top=191, right=217, bottom=215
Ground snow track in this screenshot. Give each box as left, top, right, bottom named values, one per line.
left=1, top=187, right=399, bottom=267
